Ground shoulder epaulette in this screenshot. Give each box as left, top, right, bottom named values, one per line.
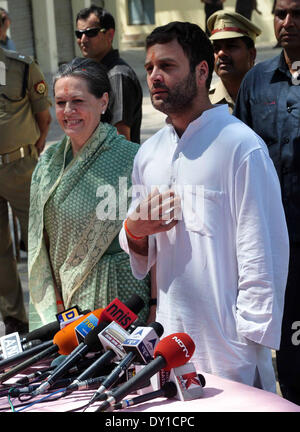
left=4, top=49, right=33, bottom=65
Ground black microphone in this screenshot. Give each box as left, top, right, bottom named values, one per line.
left=8, top=375, right=107, bottom=398
left=0, top=339, right=42, bottom=358
left=22, top=308, right=91, bottom=343
left=95, top=332, right=195, bottom=412
left=0, top=340, right=54, bottom=372
left=31, top=322, right=106, bottom=395
left=64, top=320, right=146, bottom=394
left=32, top=295, right=145, bottom=395
left=87, top=322, right=164, bottom=405
left=0, top=309, right=92, bottom=371
left=23, top=321, right=60, bottom=343
left=113, top=381, right=178, bottom=410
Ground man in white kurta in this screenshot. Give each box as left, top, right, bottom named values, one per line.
left=119, top=22, right=289, bottom=392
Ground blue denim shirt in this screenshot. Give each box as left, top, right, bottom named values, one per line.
left=234, top=51, right=300, bottom=242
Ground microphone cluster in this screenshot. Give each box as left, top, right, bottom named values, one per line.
left=0, top=295, right=206, bottom=412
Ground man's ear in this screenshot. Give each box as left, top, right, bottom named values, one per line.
left=106, top=28, right=115, bottom=44
left=249, top=47, right=257, bottom=67
left=196, top=60, right=209, bottom=85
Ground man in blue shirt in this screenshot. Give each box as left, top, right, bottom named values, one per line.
left=234, top=0, right=300, bottom=405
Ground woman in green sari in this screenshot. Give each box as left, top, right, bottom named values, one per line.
left=28, top=58, right=150, bottom=330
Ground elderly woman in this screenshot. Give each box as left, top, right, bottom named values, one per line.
left=28, top=58, right=150, bottom=330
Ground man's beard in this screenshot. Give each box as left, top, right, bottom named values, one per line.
left=150, top=70, right=198, bottom=115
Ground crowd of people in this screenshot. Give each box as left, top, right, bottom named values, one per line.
left=0, top=0, right=299, bottom=407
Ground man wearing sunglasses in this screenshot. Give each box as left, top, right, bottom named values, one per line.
left=234, top=0, right=300, bottom=405
left=75, top=5, right=143, bottom=144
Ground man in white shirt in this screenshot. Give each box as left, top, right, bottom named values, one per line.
left=119, top=21, right=289, bottom=392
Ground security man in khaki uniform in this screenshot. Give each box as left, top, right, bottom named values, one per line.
left=207, top=11, right=261, bottom=113
left=0, top=15, right=51, bottom=334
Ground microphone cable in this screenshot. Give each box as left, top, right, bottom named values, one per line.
left=7, top=388, right=65, bottom=412
left=3, top=374, right=109, bottom=412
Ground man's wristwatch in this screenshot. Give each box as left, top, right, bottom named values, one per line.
left=149, top=298, right=157, bottom=306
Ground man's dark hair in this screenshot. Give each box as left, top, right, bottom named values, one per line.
left=53, top=57, right=112, bottom=123
left=145, top=21, right=215, bottom=89
left=76, top=4, right=115, bottom=31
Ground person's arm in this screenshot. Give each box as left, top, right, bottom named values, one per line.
left=234, top=148, right=289, bottom=349
left=34, top=109, right=52, bottom=155
left=108, top=69, right=142, bottom=143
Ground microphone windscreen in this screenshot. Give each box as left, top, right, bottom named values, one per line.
left=83, top=322, right=107, bottom=352
left=125, top=294, right=145, bottom=314
left=53, top=308, right=104, bottom=355
left=163, top=381, right=178, bottom=398
left=154, top=333, right=195, bottom=371
left=25, top=321, right=60, bottom=342
left=149, top=322, right=164, bottom=338
left=24, top=309, right=91, bottom=342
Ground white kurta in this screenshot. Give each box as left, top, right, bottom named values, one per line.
left=119, top=105, right=289, bottom=392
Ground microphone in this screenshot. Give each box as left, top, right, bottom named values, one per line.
left=0, top=309, right=92, bottom=370
left=0, top=340, right=53, bottom=372
left=32, top=295, right=145, bottom=395
left=113, top=381, right=178, bottom=410
left=0, top=308, right=104, bottom=383
left=87, top=322, right=164, bottom=405
left=98, top=294, right=145, bottom=329
left=24, top=322, right=60, bottom=343
left=8, top=375, right=107, bottom=398
left=31, top=322, right=106, bottom=395
left=63, top=306, right=146, bottom=395
left=95, top=332, right=195, bottom=412
left=169, top=363, right=206, bottom=401
left=63, top=321, right=133, bottom=395
left=23, top=307, right=91, bottom=343
left=0, top=331, right=41, bottom=364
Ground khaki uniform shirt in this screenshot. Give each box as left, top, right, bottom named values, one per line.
left=0, top=47, right=51, bottom=153
left=209, top=79, right=235, bottom=114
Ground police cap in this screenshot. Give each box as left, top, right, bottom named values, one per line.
left=207, top=11, right=261, bottom=43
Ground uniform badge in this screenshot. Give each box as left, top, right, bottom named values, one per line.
left=34, top=80, right=46, bottom=94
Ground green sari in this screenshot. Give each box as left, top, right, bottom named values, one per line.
left=28, top=122, right=150, bottom=330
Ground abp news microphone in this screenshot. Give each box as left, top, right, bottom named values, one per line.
left=87, top=321, right=164, bottom=405
left=96, top=332, right=195, bottom=412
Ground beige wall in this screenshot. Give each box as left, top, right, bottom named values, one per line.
left=118, top=0, right=276, bottom=49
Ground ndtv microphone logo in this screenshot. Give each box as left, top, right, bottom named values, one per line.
left=172, top=336, right=191, bottom=358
